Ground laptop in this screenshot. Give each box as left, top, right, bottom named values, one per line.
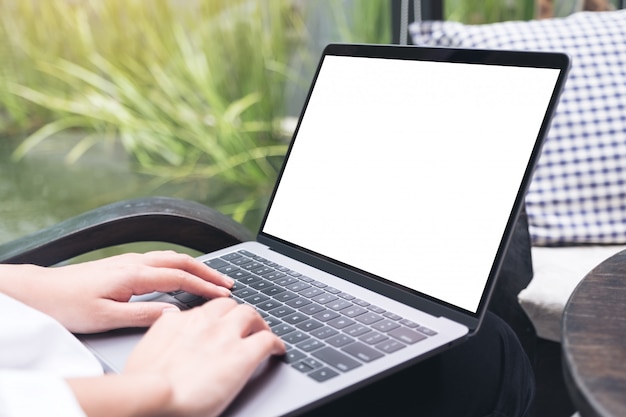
left=80, top=44, right=569, bottom=416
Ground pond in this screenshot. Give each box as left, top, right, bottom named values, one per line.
left=0, top=133, right=261, bottom=260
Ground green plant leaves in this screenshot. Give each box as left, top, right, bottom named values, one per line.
left=0, top=0, right=390, bottom=229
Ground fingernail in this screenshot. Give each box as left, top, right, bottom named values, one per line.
left=162, top=306, right=181, bottom=314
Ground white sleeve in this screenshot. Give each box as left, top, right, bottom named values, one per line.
left=0, top=293, right=104, bottom=416
left=0, top=293, right=103, bottom=376
left=0, top=371, right=87, bottom=417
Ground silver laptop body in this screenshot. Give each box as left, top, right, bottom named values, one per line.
left=80, top=43, right=569, bottom=417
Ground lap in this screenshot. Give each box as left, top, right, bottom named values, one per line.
left=303, top=312, right=535, bottom=417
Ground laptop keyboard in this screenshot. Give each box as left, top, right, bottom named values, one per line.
left=169, top=249, right=436, bottom=382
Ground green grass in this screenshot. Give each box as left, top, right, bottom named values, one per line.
left=0, top=0, right=390, bottom=229
left=0, top=0, right=302, bottom=227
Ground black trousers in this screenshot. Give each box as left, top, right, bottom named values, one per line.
left=303, top=312, right=535, bottom=417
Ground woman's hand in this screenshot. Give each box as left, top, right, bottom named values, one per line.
left=121, top=298, right=286, bottom=417
left=66, top=297, right=286, bottom=417
left=0, top=251, right=234, bottom=333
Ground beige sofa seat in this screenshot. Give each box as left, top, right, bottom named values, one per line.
left=519, top=245, right=626, bottom=341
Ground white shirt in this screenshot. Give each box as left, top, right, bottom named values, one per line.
left=0, top=293, right=103, bottom=417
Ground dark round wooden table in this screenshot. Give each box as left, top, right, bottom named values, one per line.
left=562, top=249, right=626, bottom=417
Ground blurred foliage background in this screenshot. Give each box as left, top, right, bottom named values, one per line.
left=4, top=0, right=607, bottom=247
left=0, top=0, right=390, bottom=240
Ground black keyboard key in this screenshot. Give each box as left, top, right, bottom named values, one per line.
left=326, top=334, right=355, bottom=348
left=293, top=361, right=315, bottom=373
left=327, top=299, right=353, bottom=311
left=252, top=255, right=269, bottom=264
left=313, top=310, right=340, bottom=322
left=356, top=312, right=384, bottom=325
left=353, top=299, right=370, bottom=307
left=269, top=306, right=295, bottom=318
left=264, top=316, right=282, bottom=327
left=375, top=339, right=406, bottom=354
left=240, top=275, right=262, bottom=285
left=263, top=271, right=286, bottom=281
left=262, top=286, right=286, bottom=297
left=204, top=258, right=229, bottom=269
left=342, top=342, right=385, bottom=363
left=274, top=291, right=299, bottom=303
left=296, top=319, right=324, bottom=332
left=371, top=319, right=400, bottom=333
left=312, top=293, right=338, bottom=304
left=173, top=292, right=202, bottom=304
left=272, top=323, right=296, bottom=336
left=417, top=326, right=438, bottom=336
left=230, top=257, right=253, bottom=266
left=360, top=331, right=388, bottom=345
left=310, top=326, right=339, bottom=340
left=301, top=357, right=324, bottom=369
left=242, top=262, right=264, bottom=271
left=232, top=287, right=257, bottom=298
left=186, top=297, right=207, bottom=308
left=283, top=348, right=307, bottom=364
left=389, top=327, right=427, bottom=344
left=286, top=297, right=312, bottom=308
left=218, top=265, right=239, bottom=274
left=228, top=270, right=251, bottom=280
left=286, top=282, right=311, bottom=292
left=282, top=331, right=310, bottom=345
left=252, top=266, right=274, bottom=275
left=299, top=303, right=326, bottom=315
left=296, top=338, right=326, bottom=352
left=344, top=324, right=371, bottom=337
left=383, top=312, right=403, bottom=321
left=221, top=252, right=242, bottom=261
left=257, top=300, right=282, bottom=311
left=327, top=317, right=355, bottom=330
left=399, top=319, right=419, bottom=328
left=283, top=312, right=309, bottom=325
left=300, top=288, right=324, bottom=298
left=312, top=347, right=361, bottom=372
left=368, top=305, right=386, bottom=314
left=308, top=367, right=339, bottom=382
left=275, top=276, right=298, bottom=286
left=342, top=306, right=368, bottom=318
left=244, top=293, right=270, bottom=305
left=249, top=280, right=273, bottom=290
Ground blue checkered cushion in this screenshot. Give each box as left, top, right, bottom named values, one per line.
left=410, top=11, right=626, bottom=245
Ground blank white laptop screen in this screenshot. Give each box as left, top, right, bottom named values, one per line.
left=262, top=55, right=560, bottom=313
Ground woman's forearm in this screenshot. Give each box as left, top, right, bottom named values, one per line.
left=67, top=374, right=173, bottom=417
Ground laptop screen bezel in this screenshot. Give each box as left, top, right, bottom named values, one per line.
left=256, top=43, right=570, bottom=332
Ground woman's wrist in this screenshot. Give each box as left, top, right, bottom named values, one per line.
left=0, top=264, right=45, bottom=303
left=67, top=374, right=173, bottom=417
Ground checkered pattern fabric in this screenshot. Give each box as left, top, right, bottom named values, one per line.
left=409, top=11, right=626, bottom=245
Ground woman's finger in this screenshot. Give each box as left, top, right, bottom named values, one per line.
left=138, top=251, right=234, bottom=288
